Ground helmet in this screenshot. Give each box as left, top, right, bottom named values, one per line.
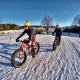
left=24, top=21, right=30, bottom=27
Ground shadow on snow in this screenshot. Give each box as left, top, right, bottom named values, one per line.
left=39, top=44, right=53, bottom=52
left=0, top=43, right=20, bottom=67
left=0, top=43, right=53, bottom=67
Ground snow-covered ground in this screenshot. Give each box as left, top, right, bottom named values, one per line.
left=0, top=30, right=80, bottom=80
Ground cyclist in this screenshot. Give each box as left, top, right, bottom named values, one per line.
left=52, top=23, right=62, bottom=46
left=16, top=21, right=36, bottom=58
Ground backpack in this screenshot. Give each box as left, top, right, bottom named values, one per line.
left=31, top=28, right=36, bottom=39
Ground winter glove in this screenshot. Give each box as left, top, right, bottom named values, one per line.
left=16, top=39, right=19, bottom=42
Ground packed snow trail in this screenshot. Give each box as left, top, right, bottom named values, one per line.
left=0, top=34, right=80, bottom=80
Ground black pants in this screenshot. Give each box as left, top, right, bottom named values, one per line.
left=55, top=36, right=61, bottom=45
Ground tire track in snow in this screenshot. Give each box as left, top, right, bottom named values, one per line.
left=62, top=36, right=80, bottom=79
left=67, top=37, right=80, bottom=78
left=52, top=36, right=80, bottom=80
left=68, top=37, right=80, bottom=58
left=0, top=35, right=80, bottom=80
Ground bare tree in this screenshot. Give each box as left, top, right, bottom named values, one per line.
left=71, top=14, right=80, bottom=36
left=72, top=14, right=80, bottom=26
left=41, top=15, right=53, bottom=34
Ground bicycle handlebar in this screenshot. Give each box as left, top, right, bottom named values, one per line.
left=16, top=40, right=24, bottom=42
left=17, top=40, right=30, bottom=43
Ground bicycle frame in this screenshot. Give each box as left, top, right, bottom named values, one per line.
left=20, top=42, right=29, bottom=53
left=20, top=36, right=36, bottom=54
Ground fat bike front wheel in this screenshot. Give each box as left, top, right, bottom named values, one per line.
left=53, top=40, right=57, bottom=51
left=11, top=48, right=27, bottom=68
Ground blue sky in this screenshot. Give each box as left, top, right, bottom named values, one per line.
left=0, top=0, right=80, bottom=27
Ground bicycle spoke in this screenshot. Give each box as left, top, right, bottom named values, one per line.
left=14, top=51, right=25, bottom=66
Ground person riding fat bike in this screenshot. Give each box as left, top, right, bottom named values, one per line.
left=52, top=23, right=62, bottom=45
left=16, top=21, right=36, bottom=57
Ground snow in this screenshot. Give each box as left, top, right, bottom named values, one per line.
left=0, top=30, right=80, bottom=80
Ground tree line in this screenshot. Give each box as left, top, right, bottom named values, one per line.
left=63, top=14, right=80, bottom=33
left=0, top=24, right=20, bottom=31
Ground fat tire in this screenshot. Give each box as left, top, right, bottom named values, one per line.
left=34, top=42, right=40, bottom=54
left=53, top=41, right=57, bottom=51
left=11, top=48, right=27, bottom=68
